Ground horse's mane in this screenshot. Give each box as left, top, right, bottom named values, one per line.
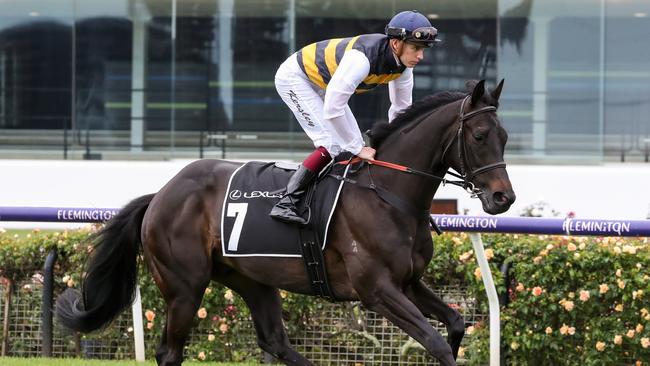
left=369, top=91, right=466, bottom=148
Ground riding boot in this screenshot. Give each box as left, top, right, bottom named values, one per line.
left=269, top=165, right=317, bottom=225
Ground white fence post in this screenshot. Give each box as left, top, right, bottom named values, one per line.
left=132, top=285, right=145, bottom=361
left=469, top=233, right=500, bottom=366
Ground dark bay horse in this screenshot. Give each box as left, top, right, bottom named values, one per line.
left=56, top=79, right=515, bottom=366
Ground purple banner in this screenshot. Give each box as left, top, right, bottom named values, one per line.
left=432, top=215, right=650, bottom=237
left=1, top=207, right=649, bottom=237
left=0, top=207, right=118, bottom=223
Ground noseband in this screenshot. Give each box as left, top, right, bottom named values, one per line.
left=335, top=93, right=507, bottom=223
left=333, top=95, right=507, bottom=224
left=440, top=95, right=506, bottom=197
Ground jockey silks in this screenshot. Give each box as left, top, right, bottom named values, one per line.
left=275, top=33, right=413, bottom=156
left=296, top=33, right=407, bottom=94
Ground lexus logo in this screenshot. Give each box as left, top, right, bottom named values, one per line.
left=229, top=190, right=242, bottom=200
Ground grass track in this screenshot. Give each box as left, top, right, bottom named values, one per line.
left=0, top=358, right=259, bottom=366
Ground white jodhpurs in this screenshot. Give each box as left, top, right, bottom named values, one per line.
left=275, top=53, right=361, bottom=156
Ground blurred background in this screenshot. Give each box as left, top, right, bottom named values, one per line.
left=0, top=0, right=648, bottom=163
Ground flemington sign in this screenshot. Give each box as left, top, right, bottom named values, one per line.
left=1, top=207, right=649, bottom=237
left=0, top=207, right=118, bottom=223
left=432, top=214, right=650, bottom=237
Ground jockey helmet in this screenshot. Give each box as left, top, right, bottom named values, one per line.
left=385, top=10, right=440, bottom=48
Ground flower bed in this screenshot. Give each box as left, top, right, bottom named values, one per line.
left=1, top=227, right=648, bottom=364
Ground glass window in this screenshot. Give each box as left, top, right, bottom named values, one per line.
left=2, top=0, right=645, bottom=162
left=604, top=2, right=650, bottom=161
left=0, top=0, right=74, bottom=135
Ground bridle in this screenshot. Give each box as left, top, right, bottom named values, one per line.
left=333, top=94, right=507, bottom=225
left=339, top=94, right=506, bottom=198
left=440, top=95, right=506, bottom=197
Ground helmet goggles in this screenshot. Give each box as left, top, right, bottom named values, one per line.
left=386, top=26, right=440, bottom=47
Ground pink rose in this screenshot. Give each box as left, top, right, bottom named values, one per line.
left=614, top=335, right=623, bottom=345
left=145, top=310, right=156, bottom=322
left=641, top=337, right=650, bottom=349
left=599, top=284, right=609, bottom=294
left=560, top=324, right=569, bottom=335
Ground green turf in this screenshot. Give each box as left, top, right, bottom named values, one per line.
left=0, top=358, right=260, bottom=366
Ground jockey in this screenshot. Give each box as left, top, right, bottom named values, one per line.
left=270, top=10, right=440, bottom=224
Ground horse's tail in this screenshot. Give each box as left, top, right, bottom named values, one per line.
left=56, top=193, right=155, bottom=333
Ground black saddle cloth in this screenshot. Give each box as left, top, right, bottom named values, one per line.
left=220, top=161, right=350, bottom=257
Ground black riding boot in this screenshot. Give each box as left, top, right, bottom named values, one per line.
left=269, top=165, right=317, bottom=224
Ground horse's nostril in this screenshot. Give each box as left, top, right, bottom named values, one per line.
left=493, top=191, right=509, bottom=206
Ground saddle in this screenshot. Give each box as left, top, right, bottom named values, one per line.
left=221, top=160, right=352, bottom=299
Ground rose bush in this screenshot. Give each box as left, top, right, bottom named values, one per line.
left=1, top=227, right=648, bottom=364
left=427, top=232, right=650, bottom=365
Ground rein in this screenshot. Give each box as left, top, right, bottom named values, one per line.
left=339, top=95, right=505, bottom=197
left=333, top=95, right=506, bottom=225
left=338, top=157, right=473, bottom=193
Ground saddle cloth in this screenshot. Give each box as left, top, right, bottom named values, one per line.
left=220, top=161, right=349, bottom=257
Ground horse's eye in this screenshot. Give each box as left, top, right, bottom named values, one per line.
left=473, top=133, right=485, bottom=141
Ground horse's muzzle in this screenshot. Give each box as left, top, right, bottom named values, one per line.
left=483, top=189, right=516, bottom=214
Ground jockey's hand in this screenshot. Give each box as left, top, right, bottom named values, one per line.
left=357, top=146, right=376, bottom=161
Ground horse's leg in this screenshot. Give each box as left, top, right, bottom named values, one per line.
left=215, top=271, right=314, bottom=366
left=162, top=290, right=207, bottom=366
left=359, top=283, right=457, bottom=366
left=145, top=236, right=211, bottom=366
left=405, top=280, right=465, bottom=359
left=155, top=318, right=168, bottom=364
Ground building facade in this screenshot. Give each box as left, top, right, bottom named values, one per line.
left=0, top=0, right=648, bottom=162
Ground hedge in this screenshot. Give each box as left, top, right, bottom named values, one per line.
left=1, top=227, right=648, bottom=364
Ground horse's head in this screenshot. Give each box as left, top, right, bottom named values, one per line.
left=443, top=79, right=516, bottom=214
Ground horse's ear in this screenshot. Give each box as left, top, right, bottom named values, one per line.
left=491, top=78, right=505, bottom=100
left=470, top=79, right=486, bottom=106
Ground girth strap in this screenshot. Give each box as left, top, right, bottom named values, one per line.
left=298, top=180, right=335, bottom=301
left=298, top=225, right=335, bottom=301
